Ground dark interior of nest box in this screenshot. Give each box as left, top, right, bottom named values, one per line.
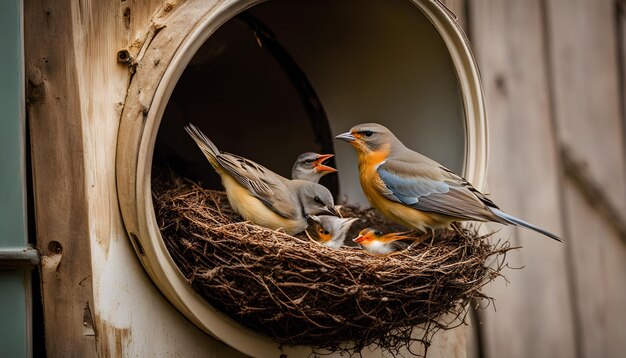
left=154, top=0, right=466, bottom=205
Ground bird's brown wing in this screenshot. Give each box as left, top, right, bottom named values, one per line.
left=216, top=153, right=298, bottom=219
left=377, top=159, right=502, bottom=222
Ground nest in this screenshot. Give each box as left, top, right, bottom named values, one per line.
left=153, top=172, right=510, bottom=356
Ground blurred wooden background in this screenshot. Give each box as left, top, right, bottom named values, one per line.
left=443, top=1, right=626, bottom=357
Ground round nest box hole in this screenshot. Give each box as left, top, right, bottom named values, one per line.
left=116, top=0, right=490, bottom=356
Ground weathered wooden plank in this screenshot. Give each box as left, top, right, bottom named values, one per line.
left=469, top=1, right=577, bottom=357
left=546, top=0, right=626, bottom=211
left=64, top=0, right=248, bottom=356
left=544, top=1, right=626, bottom=357
left=25, top=0, right=246, bottom=356
left=24, top=0, right=97, bottom=356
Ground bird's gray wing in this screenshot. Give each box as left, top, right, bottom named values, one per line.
left=185, top=124, right=297, bottom=219
left=377, top=160, right=500, bottom=222
left=216, top=153, right=298, bottom=219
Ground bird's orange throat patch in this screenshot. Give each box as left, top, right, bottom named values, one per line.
left=317, top=231, right=332, bottom=242
left=356, top=143, right=390, bottom=169
left=357, top=144, right=390, bottom=195
left=355, top=144, right=450, bottom=231
left=357, top=144, right=390, bottom=208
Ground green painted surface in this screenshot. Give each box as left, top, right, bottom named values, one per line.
left=0, top=271, right=28, bottom=358
left=0, top=0, right=30, bottom=357
left=0, top=0, right=26, bottom=249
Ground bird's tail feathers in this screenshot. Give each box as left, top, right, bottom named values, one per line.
left=489, top=207, right=563, bottom=242
left=184, top=123, right=220, bottom=163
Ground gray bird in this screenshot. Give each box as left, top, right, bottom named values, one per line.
left=335, top=123, right=563, bottom=242
left=186, top=124, right=339, bottom=235
left=306, top=215, right=359, bottom=249
left=291, top=152, right=337, bottom=183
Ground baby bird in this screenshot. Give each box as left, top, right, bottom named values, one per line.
left=353, top=228, right=414, bottom=255
left=292, top=152, right=337, bottom=183
left=306, top=215, right=359, bottom=249
left=185, top=124, right=338, bottom=235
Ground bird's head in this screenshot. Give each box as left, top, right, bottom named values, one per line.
left=306, top=215, right=333, bottom=243
left=335, top=123, right=400, bottom=154
left=297, top=182, right=339, bottom=217
left=352, top=228, right=383, bottom=245
left=292, top=152, right=337, bottom=181
left=312, top=215, right=360, bottom=242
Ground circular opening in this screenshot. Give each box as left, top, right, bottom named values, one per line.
left=117, top=0, right=487, bottom=356
left=155, top=0, right=470, bottom=205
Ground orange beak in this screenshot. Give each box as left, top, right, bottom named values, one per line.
left=353, top=235, right=365, bottom=243
left=313, top=154, right=337, bottom=173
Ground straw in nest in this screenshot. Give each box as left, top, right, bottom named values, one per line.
left=152, top=172, right=510, bottom=356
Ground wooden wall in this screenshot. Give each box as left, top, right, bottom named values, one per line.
left=24, top=0, right=626, bottom=357
left=443, top=0, right=626, bottom=357
left=25, top=0, right=245, bottom=357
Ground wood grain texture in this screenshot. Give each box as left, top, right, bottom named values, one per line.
left=25, top=0, right=244, bottom=356
left=544, top=0, right=626, bottom=357
left=620, top=1, right=626, bottom=177
left=24, top=0, right=97, bottom=356
left=469, top=1, right=577, bottom=357
left=71, top=0, right=245, bottom=356
left=545, top=0, right=626, bottom=210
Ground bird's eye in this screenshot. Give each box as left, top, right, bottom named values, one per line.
left=314, top=196, right=322, bottom=204
left=323, top=230, right=330, bottom=235
left=304, top=159, right=314, bottom=164
left=363, top=130, right=374, bottom=137
left=374, top=230, right=383, bottom=236
left=319, top=229, right=325, bottom=234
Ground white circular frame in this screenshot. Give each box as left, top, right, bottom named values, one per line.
left=116, top=0, right=488, bottom=356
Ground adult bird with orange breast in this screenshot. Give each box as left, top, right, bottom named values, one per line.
left=292, top=152, right=337, bottom=183
left=353, top=228, right=414, bottom=255
left=335, top=123, right=563, bottom=242
left=185, top=124, right=339, bottom=235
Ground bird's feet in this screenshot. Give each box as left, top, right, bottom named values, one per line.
left=450, top=222, right=471, bottom=239
left=406, top=228, right=434, bottom=250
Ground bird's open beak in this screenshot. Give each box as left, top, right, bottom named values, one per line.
left=313, top=154, right=337, bottom=173
left=353, top=235, right=365, bottom=243
left=335, top=132, right=356, bottom=143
